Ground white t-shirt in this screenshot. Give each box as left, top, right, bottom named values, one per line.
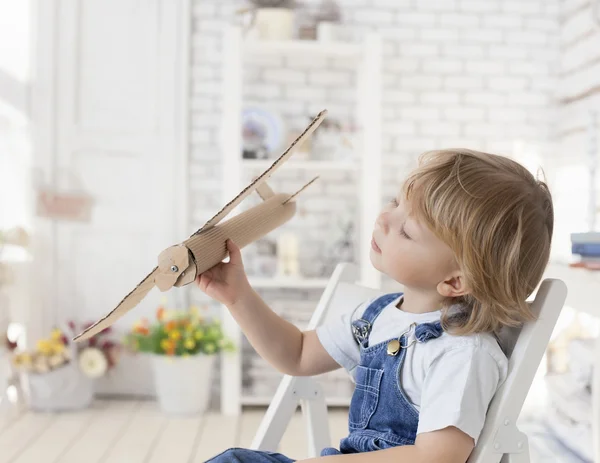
left=315, top=295, right=508, bottom=444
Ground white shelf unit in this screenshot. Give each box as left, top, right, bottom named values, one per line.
left=242, top=159, right=358, bottom=172
left=219, top=26, right=383, bottom=415
left=248, top=277, right=331, bottom=289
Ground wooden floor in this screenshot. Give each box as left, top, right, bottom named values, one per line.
left=0, top=399, right=588, bottom=463
left=0, top=399, right=349, bottom=463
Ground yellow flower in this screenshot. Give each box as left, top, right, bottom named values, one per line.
left=50, top=341, right=65, bottom=355
left=184, top=338, right=195, bottom=350
left=194, top=330, right=204, bottom=341
left=36, top=339, right=52, bottom=355
left=160, top=339, right=173, bottom=351
left=169, top=330, right=181, bottom=341
left=50, top=328, right=63, bottom=341
left=205, top=343, right=216, bottom=354
left=182, top=353, right=190, bottom=358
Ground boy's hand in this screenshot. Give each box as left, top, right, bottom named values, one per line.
left=195, top=239, right=251, bottom=307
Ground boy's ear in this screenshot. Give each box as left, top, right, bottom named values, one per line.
left=437, top=273, right=469, bottom=298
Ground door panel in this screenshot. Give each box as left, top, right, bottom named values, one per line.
left=50, top=0, right=186, bottom=395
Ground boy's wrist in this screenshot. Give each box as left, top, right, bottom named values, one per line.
left=228, top=283, right=256, bottom=312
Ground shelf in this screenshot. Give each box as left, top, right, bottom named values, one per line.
left=241, top=395, right=351, bottom=407
left=242, top=159, right=358, bottom=172
left=248, top=276, right=330, bottom=289
left=244, top=39, right=362, bottom=58
left=220, top=25, right=383, bottom=415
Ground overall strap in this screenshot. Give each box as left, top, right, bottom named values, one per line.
left=351, top=293, right=403, bottom=346
left=414, top=320, right=444, bottom=343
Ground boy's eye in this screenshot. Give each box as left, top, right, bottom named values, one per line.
left=400, top=225, right=412, bottom=240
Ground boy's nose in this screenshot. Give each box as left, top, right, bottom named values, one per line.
left=376, top=212, right=390, bottom=234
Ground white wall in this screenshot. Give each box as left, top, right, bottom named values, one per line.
left=189, top=0, right=560, bottom=276
left=550, top=0, right=600, bottom=258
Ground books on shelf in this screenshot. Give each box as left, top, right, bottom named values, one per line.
left=570, top=232, right=600, bottom=269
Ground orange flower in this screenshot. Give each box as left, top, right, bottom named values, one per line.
left=165, top=321, right=176, bottom=332
left=133, top=319, right=149, bottom=335
left=134, top=325, right=149, bottom=336
left=156, top=306, right=165, bottom=321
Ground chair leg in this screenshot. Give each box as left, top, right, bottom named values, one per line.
left=500, top=435, right=530, bottom=463
left=301, top=391, right=331, bottom=458
left=251, top=376, right=299, bottom=452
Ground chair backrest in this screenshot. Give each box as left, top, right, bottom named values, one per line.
left=306, top=263, right=382, bottom=331
left=310, top=263, right=567, bottom=462
left=468, top=278, right=567, bottom=462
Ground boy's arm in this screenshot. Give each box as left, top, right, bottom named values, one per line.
left=195, top=239, right=340, bottom=376
left=300, top=427, right=474, bottom=463
left=230, top=287, right=341, bottom=376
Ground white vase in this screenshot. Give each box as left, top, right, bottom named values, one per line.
left=253, top=8, right=296, bottom=40
left=317, top=22, right=341, bottom=42
left=24, top=362, right=94, bottom=412
left=150, top=353, right=216, bottom=415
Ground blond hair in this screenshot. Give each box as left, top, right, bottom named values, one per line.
left=403, top=149, right=554, bottom=335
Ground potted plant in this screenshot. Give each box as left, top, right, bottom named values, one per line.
left=11, top=327, right=91, bottom=411
left=242, top=0, right=299, bottom=40
left=124, top=305, right=234, bottom=415
left=67, top=321, right=121, bottom=379
left=10, top=323, right=121, bottom=411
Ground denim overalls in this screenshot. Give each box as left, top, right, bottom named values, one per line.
left=206, top=293, right=444, bottom=463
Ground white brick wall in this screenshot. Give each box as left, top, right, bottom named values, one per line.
left=552, top=1, right=600, bottom=258
left=557, top=2, right=600, bottom=150
left=189, top=0, right=564, bottom=290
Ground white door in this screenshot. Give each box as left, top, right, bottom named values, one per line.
left=36, top=0, right=189, bottom=395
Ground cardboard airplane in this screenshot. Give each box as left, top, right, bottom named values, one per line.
left=73, top=110, right=327, bottom=342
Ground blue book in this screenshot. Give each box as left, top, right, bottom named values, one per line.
left=572, top=242, right=600, bottom=256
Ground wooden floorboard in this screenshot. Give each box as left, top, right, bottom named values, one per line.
left=191, top=413, right=239, bottom=463
left=99, top=400, right=166, bottom=463
left=58, top=399, right=139, bottom=463
left=238, top=409, right=265, bottom=449
left=147, top=412, right=204, bottom=463
left=0, top=411, right=55, bottom=463
left=11, top=402, right=104, bottom=463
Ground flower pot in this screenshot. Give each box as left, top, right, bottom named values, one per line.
left=24, top=361, right=93, bottom=412
left=253, top=8, right=296, bottom=40
left=150, top=353, right=216, bottom=415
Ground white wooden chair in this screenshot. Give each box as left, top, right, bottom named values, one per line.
left=251, top=262, right=568, bottom=463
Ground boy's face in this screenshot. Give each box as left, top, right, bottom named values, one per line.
left=370, top=193, right=459, bottom=294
